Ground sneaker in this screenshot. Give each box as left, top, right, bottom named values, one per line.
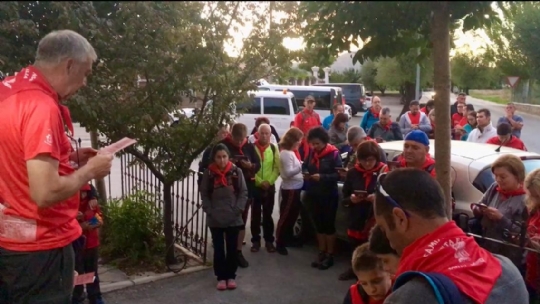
left=338, top=268, right=356, bottom=281
left=311, top=251, right=326, bottom=268
left=318, top=254, right=334, bottom=270
left=265, top=242, right=276, bottom=253
left=276, top=246, right=288, bottom=256
left=227, top=279, right=237, bottom=290
left=237, top=251, right=249, bottom=268
left=250, top=242, right=260, bottom=252
left=217, top=280, right=227, bottom=291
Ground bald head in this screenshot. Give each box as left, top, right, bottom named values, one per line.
left=372, top=96, right=381, bottom=111
left=257, top=123, right=272, bottom=144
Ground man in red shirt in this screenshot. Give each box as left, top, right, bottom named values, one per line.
left=392, top=130, right=436, bottom=178
left=0, top=30, right=113, bottom=303
left=293, top=95, right=321, bottom=160
left=486, top=123, right=527, bottom=151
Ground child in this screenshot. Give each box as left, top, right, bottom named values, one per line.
left=73, top=184, right=105, bottom=304
left=342, top=243, right=392, bottom=304
left=525, top=169, right=540, bottom=303
left=368, top=225, right=400, bottom=275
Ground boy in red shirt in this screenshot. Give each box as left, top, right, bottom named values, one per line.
left=73, top=184, right=104, bottom=304
left=343, top=243, right=392, bottom=304
left=486, top=123, right=527, bottom=151
left=293, top=95, right=321, bottom=160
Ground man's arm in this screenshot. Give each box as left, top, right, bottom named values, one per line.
left=399, top=115, right=411, bottom=135
left=419, top=114, right=432, bottom=132
left=509, top=116, right=524, bottom=130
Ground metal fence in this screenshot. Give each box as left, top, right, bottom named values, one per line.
left=105, top=153, right=208, bottom=263
left=511, top=79, right=540, bottom=105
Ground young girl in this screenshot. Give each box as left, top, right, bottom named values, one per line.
left=201, top=144, right=248, bottom=290
left=525, top=168, right=540, bottom=303
left=343, top=243, right=393, bottom=304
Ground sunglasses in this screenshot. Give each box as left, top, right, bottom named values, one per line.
left=376, top=172, right=410, bottom=217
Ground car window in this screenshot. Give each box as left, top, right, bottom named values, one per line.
left=281, top=90, right=332, bottom=110
left=472, top=159, right=540, bottom=193
left=263, top=97, right=290, bottom=115
left=342, top=85, right=361, bottom=94
left=237, top=97, right=261, bottom=114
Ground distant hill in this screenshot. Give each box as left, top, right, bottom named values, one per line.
left=330, top=52, right=362, bottom=73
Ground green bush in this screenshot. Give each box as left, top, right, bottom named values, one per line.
left=100, top=191, right=166, bottom=273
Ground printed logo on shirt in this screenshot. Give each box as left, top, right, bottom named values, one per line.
left=44, top=133, right=53, bottom=146
left=0, top=203, right=37, bottom=242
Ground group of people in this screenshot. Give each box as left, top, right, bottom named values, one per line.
left=0, top=30, right=112, bottom=304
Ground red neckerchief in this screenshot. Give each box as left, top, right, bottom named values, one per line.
left=59, top=104, right=75, bottom=136
left=420, top=107, right=428, bottom=115
left=0, top=66, right=59, bottom=103
left=495, top=185, right=526, bottom=200
left=224, top=134, right=246, bottom=155
left=526, top=210, right=540, bottom=291
left=293, top=149, right=302, bottom=161
left=310, top=144, right=338, bottom=169
left=354, top=162, right=386, bottom=189
left=398, top=154, right=434, bottom=169
left=349, top=284, right=389, bottom=304
left=407, top=112, right=420, bottom=125
left=381, top=120, right=392, bottom=131
left=254, top=140, right=270, bottom=161
left=208, top=162, right=233, bottom=187
left=253, top=132, right=260, bottom=140
left=370, top=107, right=380, bottom=119
left=397, top=221, right=502, bottom=303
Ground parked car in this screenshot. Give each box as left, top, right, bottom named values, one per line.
left=258, top=84, right=352, bottom=121
left=290, top=140, right=540, bottom=241
left=313, top=83, right=368, bottom=116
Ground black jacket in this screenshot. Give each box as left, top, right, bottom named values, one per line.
left=302, top=145, right=342, bottom=197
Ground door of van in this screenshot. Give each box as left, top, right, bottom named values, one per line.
left=261, top=96, right=294, bottom=137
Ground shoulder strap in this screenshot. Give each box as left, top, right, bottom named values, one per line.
left=393, top=271, right=466, bottom=304
left=349, top=284, right=366, bottom=304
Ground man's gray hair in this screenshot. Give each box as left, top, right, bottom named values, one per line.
left=380, top=107, right=391, bottom=116
left=347, top=126, right=367, bottom=142
left=35, top=30, right=97, bottom=65
left=258, top=123, right=271, bottom=133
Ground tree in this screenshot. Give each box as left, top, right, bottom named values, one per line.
left=299, top=1, right=501, bottom=216
left=329, top=68, right=361, bottom=83
left=513, top=3, right=540, bottom=80
left=451, top=52, right=501, bottom=94
left=1, top=1, right=294, bottom=263
left=360, top=59, right=386, bottom=95
left=292, top=43, right=337, bottom=78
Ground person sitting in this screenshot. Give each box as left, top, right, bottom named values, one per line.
left=392, top=130, right=436, bottom=178
left=368, top=225, right=400, bottom=276
left=303, top=126, right=342, bottom=270
left=329, top=112, right=350, bottom=153
left=467, top=108, right=497, bottom=144
left=342, top=243, right=392, bottom=304
left=470, top=154, right=528, bottom=270
left=360, top=96, right=382, bottom=133
left=398, top=100, right=432, bottom=136
left=460, top=110, right=478, bottom=141
left=420, top=99, right=434, bottom=115
left=323, top=103, right=345, bottom=131
left=367, top=107, right=403, bottom=143
left=343, top=126, right=387, bottom=170
left=375, top=168, right=528, bottom=304
left=486, top=123, right=527, bottom=151
left=339, top=141, right=388, bottom=281
left=248, top=117, right=278, bottom=144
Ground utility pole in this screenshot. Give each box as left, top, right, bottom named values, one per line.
left=415, top=48, right=421, bottom=101
left=90, top=130, right=108, bottom=202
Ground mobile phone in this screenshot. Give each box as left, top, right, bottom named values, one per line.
left=354, top=190, right=368, bottom=198
left=473, top=203, right=488, bottom=209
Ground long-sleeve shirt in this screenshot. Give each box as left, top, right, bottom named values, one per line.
left=328, top=125, right=348, bottom=150
left=398, top=111, right=432, bottom=136
left=254, top=143, right=280, bottom=187
left=279, top=150, right=303, bottom=190
left=466, top=123, right=497, bottom=144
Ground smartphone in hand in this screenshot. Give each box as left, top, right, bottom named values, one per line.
left=354, top=190, right=368, bottom=199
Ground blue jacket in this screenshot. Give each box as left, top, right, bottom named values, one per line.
left=360, top=108, right=379, bottom=133
left=322, top=114, right=334, bottom=130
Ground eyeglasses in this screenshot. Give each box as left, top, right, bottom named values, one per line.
left=376, top=172, right=410, bottom=217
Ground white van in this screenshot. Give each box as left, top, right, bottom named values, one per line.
left=235, top=91, right=298, bottom=137
left=258, top=85, right=352, bottom=120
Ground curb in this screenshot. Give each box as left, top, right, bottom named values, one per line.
left=100, top=265, right=211, bottom=294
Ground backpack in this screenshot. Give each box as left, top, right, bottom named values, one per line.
left=206, top=165, right=241, bottom=199
left=393, top=271, right=466, bottom=304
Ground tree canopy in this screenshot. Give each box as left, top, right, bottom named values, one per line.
left=513, top=3, right=540, bottom=80
left=451, top=52, right=500, bottom=93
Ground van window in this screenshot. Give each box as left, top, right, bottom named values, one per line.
left=237, top=97, right=261, bottom=114
left=263, top=97, right=290, bottom=115
left=281, top=89, right=333, bottom=110
left=473, top=159, right=540, bottom=193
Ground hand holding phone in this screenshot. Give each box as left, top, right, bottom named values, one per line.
left=354, top=190, right=368, bottom=199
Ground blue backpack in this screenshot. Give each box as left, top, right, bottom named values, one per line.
left=393, top=271, right=466, bottom=304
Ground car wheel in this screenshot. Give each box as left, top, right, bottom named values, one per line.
left=347, top=104, right=358, bottom=116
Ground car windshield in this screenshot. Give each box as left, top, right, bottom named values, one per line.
left=473, top=159, right=540, bottom=193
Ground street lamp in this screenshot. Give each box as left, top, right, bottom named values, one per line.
left=323, top=67, right=331, bottom=84
left=311, top=66, right=320, bottom=83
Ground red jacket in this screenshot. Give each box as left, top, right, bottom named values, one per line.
left=293, top=109, right=321, bottom=136
left=79, top=185, right=102, bottom=249
left=486, top=136, right=527, bottom=151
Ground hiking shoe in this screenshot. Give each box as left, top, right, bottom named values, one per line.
left=311, top=251, right=326, bottom=268
left=250, top=242, right=260, bottom=252
left=237, top=251, right=249, bottom=268
left=276, top=246, right=288, bottom=256
left=265, top=242, right=276, bottom=253
left=338, top=267, right=356, bottom=281
left=227, top=279, right=237, bottom=290
left=318, top=255, right=334, bottom=270
left=217, top=280, right=227, bottom=290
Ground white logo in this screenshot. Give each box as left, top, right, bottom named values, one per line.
left=44, top=134, right=53, bottom=146
left=446, top=238, right=471, bottom=263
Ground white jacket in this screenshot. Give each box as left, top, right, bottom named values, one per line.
left=466, top=123, right=497, bottom=143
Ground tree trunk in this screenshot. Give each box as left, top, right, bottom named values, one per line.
left=398, top=82, right=416, bottom=117
left=163, top=183, right=175, bottom=264
left=432, top=2, right=452, bottom=218
left=90, top=131, right=108, bottom=202
left=379, top=87, right=386, bottom=96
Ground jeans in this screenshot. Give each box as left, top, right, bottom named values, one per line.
left=72, top=247, right=102, bottom=303
left=210, top=226, right=240, bottom=281
left=251, top=185, right=276, bottom=243
left=0, top=244, right=75, bottom=304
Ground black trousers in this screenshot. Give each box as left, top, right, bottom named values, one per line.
left=308, top=193, right=339, bottom=235
left=210, top=226, right=240, bottom=281
left=0, top=244, right=75, bottom=304
left=72, top=247, right=102, bottom=303
left=251, top=185, right=276, bottom=243
left=276, top=188, right=302, bottom=247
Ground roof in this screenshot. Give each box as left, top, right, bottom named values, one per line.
left=313, top=83, right=363, bottom=86
left=248, top=91, right=295, bottom=98
left=259, top=85, right=342, bottom=92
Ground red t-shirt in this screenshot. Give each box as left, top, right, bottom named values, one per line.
left=451, top=113, right=463, bottom=128
left=0, top=66, right=81, bottom=251
left=293, top=109, right=321, bottom=136
left=79, top=194, right=102, bottom=249
left=486, top=136, right=527, bottom=151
